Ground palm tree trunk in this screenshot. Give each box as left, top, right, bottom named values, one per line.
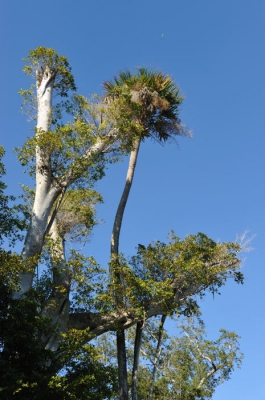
left=131, top=321, right=144, bottom=400
left=149, top=315, right=166, bottom=400
left=110, top=138, right=141, bottom=400
left=117, top=330, right=129, bottom=400
left=111, top=138, right=141, bottom=256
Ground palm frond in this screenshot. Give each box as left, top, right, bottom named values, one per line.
left=103, top=67, right=189, bottom=142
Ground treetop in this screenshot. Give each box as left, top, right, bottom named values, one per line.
left=23, top=46, right=76, bottom=97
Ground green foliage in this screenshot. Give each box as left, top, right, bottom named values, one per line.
left=103, top=68, right=188, bottom=142
left=16, top=122, right=103, bottom=182
left=0, top=292, right=55, bottom=399
left=109, top=233, right=242, bottom=317
left=23, top=46, right=76, bottom=97
left=0, top=308, right=117, bottom=399
left=67, top=251, right=108, bottom=312
left=48, top=344, right=118, bottom=400
left=15, top=94, right=129, bottom=185
left=0, top=254, right=112, bottom=399
left=94, top=316, right=243, bottom=400
left=0, top=50, right=246, bottom=399
left=19, top=47, right=76, bottom=124
left=18, top=85, right=37, bottom=121
left=54, top=188, right=103, bottom=241
left=0, top=146, right=29, bottom=293
left=74, top=93, right=146, bottom=154
left=0, top=146, right=26, bottom=246
left=138, top=317, right=243, bottom=400
left=0, top=251, right=27, bottom=293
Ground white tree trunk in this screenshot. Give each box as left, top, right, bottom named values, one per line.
left=13, top=66, right=58, bottom=299
left=14, top=67, right=116, bottom=299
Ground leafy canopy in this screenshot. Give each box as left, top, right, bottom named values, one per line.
left=23, top=46, right=76, bottom=96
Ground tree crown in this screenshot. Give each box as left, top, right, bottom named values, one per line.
left=23, top=46, right=76, bottom=97
left=103, top=68, right=190, bottom=141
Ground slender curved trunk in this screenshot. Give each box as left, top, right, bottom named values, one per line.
left=110, top=138, right=141, bottom=400
left=131, top=321, right=144, bottom=400
left=149, top=315, right=166, bottom=400
left=111, top=138, right=141, bottom=256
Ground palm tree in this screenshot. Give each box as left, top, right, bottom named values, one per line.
left=103, top=68, right=189, bottom=400
left=104, top=68, right=188, bottom=256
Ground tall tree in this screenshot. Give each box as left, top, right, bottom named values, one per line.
left=0, top=48, right=245, bottom=399
left=104, top=68, right=190, bottom=399
left=15, top=47, right=121, bottom=299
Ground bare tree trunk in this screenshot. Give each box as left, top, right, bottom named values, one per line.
left=131, top=321, right=144, bottom=400
left=117, top=330, right=129, bottom=400
left=149, top=315, right=166, bottom=400
left=111, top=138, right=141, bottom=256
left=110, top=138, right=141, bottom=400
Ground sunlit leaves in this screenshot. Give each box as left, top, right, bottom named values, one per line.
left=65, top=251, right=107, bottom=312
left=0, top=47, right=246, bottom=398
left=156, top=318, right=244, bottom=399
left=55, top=188, right=103, bottom=240
left=23, top=46, right=76, bottom=97
left=15, top=119, right=105, bottom=184
left=108, top=233, right=243, bottom=317
left=103, top=67, right=189, bottom=142
left=0, top=147, right=26, bottom=246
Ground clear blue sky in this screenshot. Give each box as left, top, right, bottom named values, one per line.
left=1, top=1, right=265, bottom=398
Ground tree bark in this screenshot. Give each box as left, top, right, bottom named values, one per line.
left=117, top=330, right=129, bottom=400
left=13, top=66, right=59, bottom=299
left=111, top=138, right=141, bottom=256
left=41, top=218, right=71, bottom=352
left=110, top=138, right=141, bottom=400
left=131, top=321, right=144, bottom=400
left=149, top=315, right=166, bottom=400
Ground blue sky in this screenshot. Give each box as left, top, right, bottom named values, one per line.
left=2, top=0, right=265, bottom=398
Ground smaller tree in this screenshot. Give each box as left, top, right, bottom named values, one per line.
left=132, top=317, right=243, bottom=400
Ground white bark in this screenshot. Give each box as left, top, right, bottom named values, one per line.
left=60, top=134, right=116, bottom=187
left=14, top=68, right=118, bottom=299
left=13, top=187, right=61, bottom=298
left=13, top=66, right=58, bottom=299
left=36, top=65, right=55, bottom=131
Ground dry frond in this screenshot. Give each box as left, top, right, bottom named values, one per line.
left=236, top=230, right=256, bottom=253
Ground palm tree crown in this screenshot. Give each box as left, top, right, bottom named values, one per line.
left=103, top=68, right=189, bottom=142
